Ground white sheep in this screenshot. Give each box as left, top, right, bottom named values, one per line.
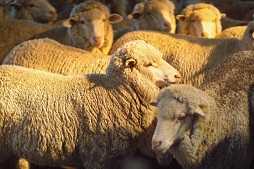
left=0, top=40, right=181, bottom=169
left=152, top=50, right=254, bottom=169
left=111, top=21, right=254, bottom=87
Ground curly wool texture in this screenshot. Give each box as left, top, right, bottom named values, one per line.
left=111, top=26, right=253, bottom=87
left=0, top=40, right=172, bottom=169
left=174, top=51, right=254, bottom=169
left=158, top=63, right=254, bottom=169
left=3, top=38, right=109, bottom=75
left=0, top=16, right=54, bottom=63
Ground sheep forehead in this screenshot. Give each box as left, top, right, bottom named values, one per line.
left=70, top=1, right=109, bottom=18
left=146, top=0, right=174, bottom=13
left=78, top=9, right=107, bottom=21
left=116, top=41, right=163, bottom=62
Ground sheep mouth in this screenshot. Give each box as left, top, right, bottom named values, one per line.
left=157, top=80, right=177, bottom=89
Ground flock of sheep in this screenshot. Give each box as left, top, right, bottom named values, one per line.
left=0, top=0, right=254, bottom=169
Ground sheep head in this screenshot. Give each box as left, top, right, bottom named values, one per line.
left=152, top=85, right=213, bottom=163
left=241, top=21, right=254, bottom=50
left=106, top=40, right=181, bottom=103
left=128, top=0, right=176, bottom=33
left=64, top=0, right=122, bottom=51
left=176, top=3, right=223, bottom=38
left=6, top=0, right=57, bottom=23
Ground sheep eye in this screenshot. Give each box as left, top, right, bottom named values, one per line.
left=145, top=63, right=153, bottom=67
left=28, top=4, right=35, bottom=7
left=79, top=20, right=85, bottom=24
left=177, top=114, right=186, bottom=120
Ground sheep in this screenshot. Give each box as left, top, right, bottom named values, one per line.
left=152, top=51, right=254, bottom=169
left=0, top=16, right=56, bottom=63
left=1, top=0, right=58, bottom=23
left=176, top=3, right=223, bottom=38
left=113, top=0, right=176, bottom=39
left=0, top=40, right=181, bottom=169
left=216, top=26, right=246, bottom=39
left=37, top=0, right=122, bottom=54
left=111, top=21, right=254, bottom=87
left=3, top=38, right=109, bottom=75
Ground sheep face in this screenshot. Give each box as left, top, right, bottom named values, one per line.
left=7, top=0, right=57, bottom=23
left=65, top=2, right=122, bottom=50
left=128, top=0, right=176, bottom=33
left=177, top=3, right=222, bottom=38
left=151, top=85, right=209, bottom=160
left=106, top=40, right=181, bottom=102
left=242, top=21, right=254, bottom=50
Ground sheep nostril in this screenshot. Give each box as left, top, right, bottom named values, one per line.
left=163, top=23, right=171, bottom=30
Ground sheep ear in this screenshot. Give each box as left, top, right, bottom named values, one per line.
left=62, top=17, right=77, bottom=28
left=176, top=15, right=185, bottom=21
left=109, top=13, right=123, bottom=24
left=221, top=13, right=226, bottom=18
left=125, top=58, right=137, bottom=69
left=191, top=104, right=206, bottom=118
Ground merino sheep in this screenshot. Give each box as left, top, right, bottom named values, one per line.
left=216, top=26, right=246, bottom=39
left=113, top=0, right=176, bottom=39
left=176, top=3, right=223, bottom=38
left=0, top=16, right=55, bottom=63
left=1, top=0, right=57, bottom=23
left=3, top=38, right=109, bottom=75
left=111, top=21, right=254, bottom=87
left=152, top=49, right=254, bottom=169
left=37, top=0, right=122, bottom=54
left=0, top=40, right=181, bottom=169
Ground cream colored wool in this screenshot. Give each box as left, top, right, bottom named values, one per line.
left=216, top=26, right=246, bottom=39
left=111, top=21, right=254, bottom=87
left=0, top=16, right=55, bottom=63
left=153, top=50, right=254, bottom=169
left=0, top=40, right=180, bottom=169
left=3, top=38, right=109, bottom=75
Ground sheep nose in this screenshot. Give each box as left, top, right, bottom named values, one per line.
left=152, top=140, right=162, bottom=151
left=92, top=37, right=102, bottom=46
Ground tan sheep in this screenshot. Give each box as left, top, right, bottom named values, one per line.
left=111, top=21, right=254, bottom=87
left=216, top=25, right=246, bottom=39
left=3, top=38, right=109, bottom=75
left=2, top=0, right=57, bottom=23
left=37, top=0, right=122, bottom=54
left=113, top=0, right=176, bottom=39
left=152, top=50, right=254, bottom=169
left=176, top=3, right=223, bottom=38
left=0, top=40, right=181, bottom=169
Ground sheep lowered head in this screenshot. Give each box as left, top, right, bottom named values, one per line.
left=106, top=40, right=181, bottom=103
left=241, top=21, right=254, bottom=50
left=176, top=3, right=223, bottom=38
left=5, top=0, right=57, bottom=23
left=152, top=85, right=214, bottom=160
left=127, top=0, right=176, bottom=33
left=64, top=0, right=122, bottom=49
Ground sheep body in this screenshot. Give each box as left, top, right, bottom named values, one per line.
left=0, top=16, right=55, bottom=63
left=111, top=22, right=254, bottom=87
left=153, top=76, right=254, bottom=169
left=0, top=40, right=181, bottom=169
left=3, top=38, right=109, bottom=75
